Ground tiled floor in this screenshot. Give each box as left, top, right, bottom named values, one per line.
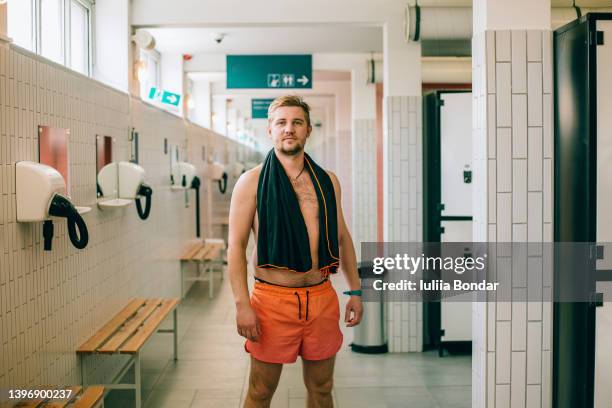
left=105, top=271, right=471, bottom=407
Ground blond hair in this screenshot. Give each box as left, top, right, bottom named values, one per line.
left=267, top=95, right=311, bottom=127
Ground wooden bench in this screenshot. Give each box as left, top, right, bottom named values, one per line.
left=76, top=299, right=179, bottom=408
left=11, top=386, right=104, bottom=408
left=180, top=239, right=226, bottom=299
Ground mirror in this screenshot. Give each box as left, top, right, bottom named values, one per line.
left=38, top=126, right=70, bottom=194
left=96, top=135, right=114, bottom=198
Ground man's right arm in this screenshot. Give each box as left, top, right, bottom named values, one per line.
left=228, top=169, right=260, bottom=341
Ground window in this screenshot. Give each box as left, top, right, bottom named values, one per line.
left=39, top=0, right=64, bottom=64
left=69, top=1, right=89, bottom=74
left=7, top=0, right=93, bottom=76
left=139, top=49, right=161, bottom=102
left=7, top=0, right=34, bottom=50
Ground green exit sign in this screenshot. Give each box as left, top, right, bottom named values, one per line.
left=252, top=98, right=274, bottom=119
left=227, top=55, right=312, bottom=89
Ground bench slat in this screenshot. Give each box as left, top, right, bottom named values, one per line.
left=43, top=386, right=82, bottom=408
left=13, top=399, right=45, bottom=408
left=204, top=245, right=223, bottom=261
left=181, top=242, right=205, bottom=260
left=71, top=386, right=104, bottom=408
left=119, top=299, right=179, bottom=354
left=77, top=299, right=146, bottom=353
left=194, top=243, right=223, bottom=261
left=97, top=299, right=162, bottom=354
left=192, top=244, right=211, bottom=261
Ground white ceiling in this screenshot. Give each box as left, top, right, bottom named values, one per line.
left=146, top=26, right=383, bottom=54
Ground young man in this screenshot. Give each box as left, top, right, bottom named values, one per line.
left=228, top=95, right=363, bottom=408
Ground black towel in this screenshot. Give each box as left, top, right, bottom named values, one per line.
left=257, top=149, right=340, bottom=275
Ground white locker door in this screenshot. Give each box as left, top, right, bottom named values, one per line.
left=439, top=92, right=473, bottom=343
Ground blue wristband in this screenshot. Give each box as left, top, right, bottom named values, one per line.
left=343, top=289, right=362, bottom=296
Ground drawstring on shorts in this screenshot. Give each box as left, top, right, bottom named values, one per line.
left=294, top=291, right=310, bottom=321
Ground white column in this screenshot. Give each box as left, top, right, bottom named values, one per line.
left=383, top=13, right=423, bottom=353
left=472, top=0, right=552, bottom=407
left=351, top=62, right=377, bottom=260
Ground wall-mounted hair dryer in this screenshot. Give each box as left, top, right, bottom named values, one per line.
left=209, top=161, right=228, bottom=194
left=173, top=162, right=202, bottom=237
left=231, top=162, right=246, bottom=178
left=245, top=161, right=259, bottom=171
left=16, top=161, right=89, bottom=251
left=172, top=162, right=199, bottom=189
left=98, top=161, right=153, bottom=220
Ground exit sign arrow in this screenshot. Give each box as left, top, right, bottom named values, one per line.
left=297, top=75, right=309, bottom=86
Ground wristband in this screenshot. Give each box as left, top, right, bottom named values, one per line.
left=343, top=289, right=362, bottom=296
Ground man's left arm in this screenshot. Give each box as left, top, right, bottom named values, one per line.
left=328, top=171, right=363, bottom=327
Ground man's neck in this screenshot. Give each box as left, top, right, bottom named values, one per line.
left=274, top=149, right=305, bottom=179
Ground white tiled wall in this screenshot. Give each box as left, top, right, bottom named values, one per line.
left=336, top=129, right=352, bottom=229
left=472, top=30, right=553, bottom=408
left=385, top=96, right=423, bottom=352
left=352, top=119, right=376, bottom=259
left=0, top=43, right=259, bottom=392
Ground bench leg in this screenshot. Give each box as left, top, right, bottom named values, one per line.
left=208, top=264, right=214, bottom=299
left=80, top=354, right=87, bottom=386
left=134, top=352, right=142, bottom=408
left=180, top=265, right=184, bottom=299
left=173, top=308, right=178, bottom=361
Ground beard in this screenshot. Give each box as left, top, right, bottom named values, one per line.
left=278, top=140, right=304, bottom=156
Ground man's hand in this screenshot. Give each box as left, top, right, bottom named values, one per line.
left=236, top=304, right=261, bottom=342
left=344, top=296, right=363, bottom=327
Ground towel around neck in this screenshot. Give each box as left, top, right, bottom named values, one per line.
left=256, top=149, right=340, bottom=275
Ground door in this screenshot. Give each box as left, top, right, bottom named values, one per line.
left=594, top=18, right=612, bottom=408
left=439, top=92, right=473, bottom=345
left=422, top=91, right=473, bottom=350
left=553, top=15, right=598, bottom=408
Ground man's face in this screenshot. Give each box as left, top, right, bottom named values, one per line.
left=268, top=106, right=311, bottom=156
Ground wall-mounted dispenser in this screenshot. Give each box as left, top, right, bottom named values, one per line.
left=172, top=162, right=202, bottom=237
left=97, top=161, right=153, bottom=219
left=231, top=162, right=246, bottom=178
left=209, top=161, right=228, bottom=194
left=16, top=161, right=89, bottom=251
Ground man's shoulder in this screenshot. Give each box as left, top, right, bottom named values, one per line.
left=244, top=164, right=263, bottom=182
left=235, top=164, right=262, bottom=193
left=325, top=170, right=340, bottom=190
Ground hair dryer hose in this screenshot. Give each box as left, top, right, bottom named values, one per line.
left=191, top=176, right=201, bottom=238
left=218, top=172, right=228, bottom=194
left=66, top=210, right=89, bottom=249
left=136, top=184, right=153, bottom=220
left=48, top=194, right=89, bottom=250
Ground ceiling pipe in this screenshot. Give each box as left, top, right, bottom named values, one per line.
left=405, top=6, right=612, bottom=41
left=367, top=57, right=471, bottom=84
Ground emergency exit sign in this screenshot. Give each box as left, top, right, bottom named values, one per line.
left=227, top=55, right=312, bottom=89
left=251, top=98, right=274, bottom=119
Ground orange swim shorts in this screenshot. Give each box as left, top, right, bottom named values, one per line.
left=245, top=279, right=343, bottom=364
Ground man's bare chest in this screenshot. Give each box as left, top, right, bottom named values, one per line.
left=291, top=176, right=319, bottom=211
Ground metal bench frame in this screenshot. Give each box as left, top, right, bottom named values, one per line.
left=78, top=305, right=178, bottom=408
left=181, top=242, right=226, bottom=299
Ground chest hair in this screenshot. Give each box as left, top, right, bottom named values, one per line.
left=291, top=176, right=319, bottom=208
